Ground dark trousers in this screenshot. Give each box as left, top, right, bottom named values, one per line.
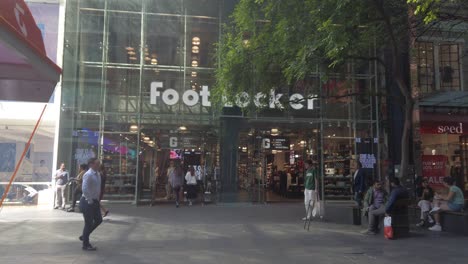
left=71, top=187, right=82, bottom=209
left=79, top=197, right=102, bottom=246
left=173, top=186, right=181, bottom=204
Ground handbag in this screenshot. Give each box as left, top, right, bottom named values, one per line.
left=312, top=191, right=323, bottom=218
left=384, top=216, right=394, bottom=239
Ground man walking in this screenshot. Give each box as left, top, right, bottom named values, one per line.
left=303, top=160, right=318, bottom=220
left=79, top=158, right=103, bottom=251
left=54, top=163, right=69, bottom=210
left=353, top=162, right=366, bottom=208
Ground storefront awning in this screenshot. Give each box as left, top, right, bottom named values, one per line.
left=419, top=91, right=468, bottom=108
left=0, top=0, right=61, bottom=102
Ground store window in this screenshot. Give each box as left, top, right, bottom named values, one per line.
left=416, top=41, right=462, bottom=93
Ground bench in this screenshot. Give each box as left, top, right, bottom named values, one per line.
left=440, top=210, right=468, bottom=236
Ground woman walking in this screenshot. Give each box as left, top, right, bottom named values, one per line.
left=169, top=161, right=184, bottom=207
left=99, top=164, right=109, bottom=217
left=67, top=164, right=87, bottom=212
left=185, top=166, right=198, bottom=206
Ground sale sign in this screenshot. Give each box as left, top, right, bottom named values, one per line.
left=421, top=155, right=447, bottom=187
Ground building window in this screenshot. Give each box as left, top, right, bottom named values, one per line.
left=416, top=42, right=435, bottom=93
left=439, top=43, right=461, bottom=91
left=416, top=42, right=463, bottom=93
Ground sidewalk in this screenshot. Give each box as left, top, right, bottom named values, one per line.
left=0, top=203, right=466, bottom=264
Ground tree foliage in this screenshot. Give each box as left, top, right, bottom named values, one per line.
left=214, top=0, right=467, bottom=177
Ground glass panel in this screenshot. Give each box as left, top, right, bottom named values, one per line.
left=101, top=133, right=138, bottom=201
left=186, top=17, right=219, bottom=69
left=107, top=0, right=142, bottom=12
left=146, top=0, right=183, bottom=14
left=105, top=67, right=141, bottom=113
left=145, top=14, right=183, bottom=66
left=79, top=0, right=104, bottom=9
left=77, top=66, right=103, bottom=112
left=185, top=0, right=220, bottom=17
left=107, top=12, right=142, bottom=64
left=79, top=9, right=104, bottom=62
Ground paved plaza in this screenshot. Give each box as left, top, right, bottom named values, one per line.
left=0, top=203, right=467, bottom=264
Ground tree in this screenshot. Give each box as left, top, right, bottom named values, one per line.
left=215, top=0, right=467, bottom=178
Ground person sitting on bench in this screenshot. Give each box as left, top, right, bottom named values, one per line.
left=416, top=179, right=434, bottom=227
left=362, top=178, right=407, bottom=235
left=429, top=177, right=465, bottom=232
left=363, top=180, right=388, bottom=218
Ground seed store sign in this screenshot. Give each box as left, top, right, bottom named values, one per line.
left=150, top=82, right=319, bottom=110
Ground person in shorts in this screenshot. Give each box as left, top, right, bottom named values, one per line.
left=429, top=177, right=465, bottom=232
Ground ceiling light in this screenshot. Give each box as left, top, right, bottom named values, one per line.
left=192, top=46, right=199, bottom=54
left=271, top=128, right=279, bottom=134
left=130, top=125, right=138, bottom=130
left=151, top=58, right=158, bottom=65
left=192, top=37, right=200, bottom=45
left=143, top=137, right=150, bottom=141
left=149, top=141, right=154, bottom=144
left=191, top=60, right=198, bottom=67
left=191, top=72, right=197, bottom=77
left=179, top=126, right=187, bottom=131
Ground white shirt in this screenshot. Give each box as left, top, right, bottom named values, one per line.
left=185, top=172, right=197, bottom=185
left=353, top=169, right=360, bottom=180
left=82, top=168, right=101, bottom=203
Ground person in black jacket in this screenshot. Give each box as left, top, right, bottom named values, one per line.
left=353, top=162, right=366, bottom=208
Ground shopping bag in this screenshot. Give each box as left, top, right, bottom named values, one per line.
left=312, top=192, right=324, bottom=218
left=384, top=216, right=394, bottom=239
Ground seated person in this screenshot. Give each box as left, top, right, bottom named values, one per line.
left=363, top=180, right=388, bottom=217
left=363, top=178, right=408, bottom=235
left=416, top=178, right=434, bottom=227
left=429, top=177, right=465, bottom=232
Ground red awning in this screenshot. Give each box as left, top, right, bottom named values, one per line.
left=0, top=0, right=61, bottom=102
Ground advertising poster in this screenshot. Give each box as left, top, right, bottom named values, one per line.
left=421, top=155, right=447, bottom=188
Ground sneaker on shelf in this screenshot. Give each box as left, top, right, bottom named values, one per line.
left=428, top=224, right=442, bottom=232
left=416, top=221, right=425, bottom=227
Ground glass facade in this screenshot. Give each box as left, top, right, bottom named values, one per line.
left=59, top=0, right=382, bottom=204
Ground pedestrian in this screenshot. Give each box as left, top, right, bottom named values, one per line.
left=170, top=160, right=184, bottom=208
left=416, top=178, right=434, bottom=227
left=79, top=158, right=103, bottom=251
left=185, top=166, right=198, bottom=206
left=99, top=164, right=109, bottom=217
left=67, top=164, right=87, bottom=212
left=303, top=160, right=318, bottom=221
left=353, top=161, right=366, bottom=208
left=54, top=163, right=69, bottom=210
left=362, top=180, right=388, bottom=224
left=166, top=160, right=175, bottom=200
left=362, top=178, right=408, bottom=235
left=429, top=177, right=465, bottom=232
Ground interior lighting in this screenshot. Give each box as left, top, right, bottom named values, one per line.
left=192, top=46, right=199, bottom=54
left=143, top=137, right=150, bottom=141
left=127, top=51, right=136, bottom=56
left=129, top=56, right=137, bottom=61
left=144, top=56, right=151, bottom=62
left=192, top=37, right=200, bottom=45
left=151, top=58, right=158, bottom=65
left=179, top=126, right=187, bottom=131
left=191, top=60, right=198, bottom=67
left=125, top=47, right=134, bottom=51
left=191, top=72, right=197, bottom=77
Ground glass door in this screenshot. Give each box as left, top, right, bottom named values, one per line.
left=100, top=132, right=138, bottom=202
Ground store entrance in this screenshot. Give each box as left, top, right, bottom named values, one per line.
left=137, top=126, right=219, bottom=204
left=237, top=122, right=322, bottom=203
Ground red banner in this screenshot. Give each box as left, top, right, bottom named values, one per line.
left=422, top=155, right=447, bottom=187
left=0, top=0, right=46, bottom=54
